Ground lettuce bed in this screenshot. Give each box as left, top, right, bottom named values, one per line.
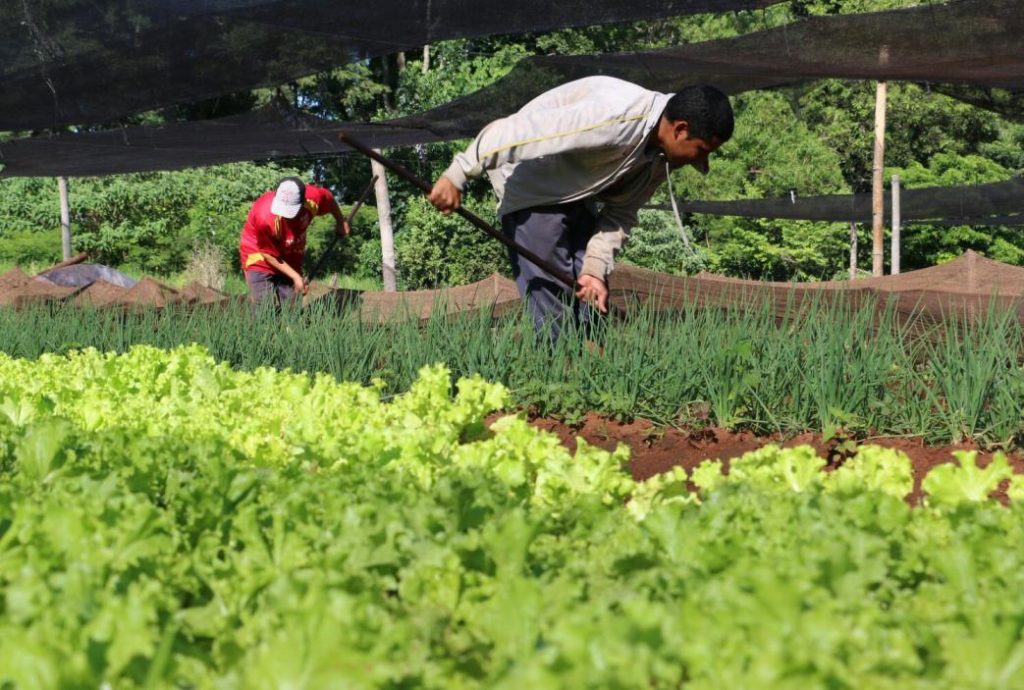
left=0, top=347, right=1022, bottom=688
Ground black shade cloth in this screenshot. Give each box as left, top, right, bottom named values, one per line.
left=393, top=0, right=1024, bottom=140
left=3, top=0, right=1023, bottom=178
left=645, top=178, right=1024, bottom=224
left=904, top=214, right=1024, bottom=227
left=0, top=104, right=439, bottom=177
left=3, top=0, right=782, bottom=131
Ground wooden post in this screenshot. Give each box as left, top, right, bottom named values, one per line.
left=871, top=81, right=887, bottom=277
left=57, top=176, right=71, bottom=260
left=370, top=154, right=397, bottom=292
left=849, top=222, right=858, bottom=280
left=891, top=174, right=901, bottom=275
left=422, top=45, right=430, bottom=73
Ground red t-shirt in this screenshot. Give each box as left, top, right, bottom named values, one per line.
left=239, top=185, right=339, bottom=275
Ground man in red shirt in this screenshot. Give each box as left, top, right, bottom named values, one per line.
left=239, top=176, right=349, bottom=303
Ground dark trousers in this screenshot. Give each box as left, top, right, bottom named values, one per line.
left=501, top=201, right=597, bottom=342
left=245, top=270, right=296, bottom=306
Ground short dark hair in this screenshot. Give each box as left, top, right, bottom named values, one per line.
left=663, top=85, right=734, bottom=142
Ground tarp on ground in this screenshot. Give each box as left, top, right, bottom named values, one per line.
left=3, top=0, right=1022, bottom=177
left=36, top=263, right=137, bottom=289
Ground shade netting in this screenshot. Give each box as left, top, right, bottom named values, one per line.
left=3, top=0, right=781, bottom=132
left=646, top=177, right=1024, bottom=225
left=3, top=0, right=1022, bottom=178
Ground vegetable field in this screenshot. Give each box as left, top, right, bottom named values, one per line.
left=1, top=345, right=1024, bottom=688
left=3, top=296, right=1024, bottom=446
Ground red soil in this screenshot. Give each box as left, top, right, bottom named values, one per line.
left=488, top=412, right=1024, bottom=505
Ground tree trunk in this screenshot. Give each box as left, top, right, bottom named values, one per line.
left=380, top=56, right=393, bottom=109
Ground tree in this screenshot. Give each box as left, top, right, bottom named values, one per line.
left=887, top=153, right=1023, bottom=268
left=664, top=90, right=853, bottom=280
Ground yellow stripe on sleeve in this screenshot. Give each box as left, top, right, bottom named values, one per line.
left=245, top=253, right=267, bottom=267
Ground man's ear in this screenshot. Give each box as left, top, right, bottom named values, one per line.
left=672, top=119, right=691, bottom=141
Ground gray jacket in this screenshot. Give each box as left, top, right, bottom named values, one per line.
left=442, top=76, right=671, bottom=279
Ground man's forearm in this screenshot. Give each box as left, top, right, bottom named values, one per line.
left=263, top=254, right=301, bottom=282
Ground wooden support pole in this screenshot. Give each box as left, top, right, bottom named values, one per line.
left=891, top=174, right=901, bottom=275
left=57, top=176, right=71, bottom=260
left=370, top=154, right=397, bottom=292
left=422, top=45, right=430, bottom=73
left=872, top=81, right=887, bottom=277
left=849, top=222, right=858, bottom=280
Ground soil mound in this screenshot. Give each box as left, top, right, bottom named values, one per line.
left=178, top=281, right=229, bottom=304
left=497, top=413, right=1024, bottom=506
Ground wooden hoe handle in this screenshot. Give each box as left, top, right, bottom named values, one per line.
left=338, top=131, right=579, bottom=291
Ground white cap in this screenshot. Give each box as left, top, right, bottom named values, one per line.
left=271, top=179, right=303, bottom=218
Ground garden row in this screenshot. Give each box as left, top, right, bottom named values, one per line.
left=1, top=296, right=1022, bottom=446
left=1, top=346, right=1023, bottom=688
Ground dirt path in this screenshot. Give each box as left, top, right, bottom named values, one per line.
left=489, top=412, right=1024, bottom=505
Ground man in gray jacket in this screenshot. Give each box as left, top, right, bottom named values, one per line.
left=428, top=76, right=733, bottom=339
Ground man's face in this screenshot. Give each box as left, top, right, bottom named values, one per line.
left=661, top=121, right=723, bottom=174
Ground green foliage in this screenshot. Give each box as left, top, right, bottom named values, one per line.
left=887, top=154, right=1024, bottom=268
left=395, top=41, right=531, bottom=115
left=0, top=163, right=307, bottom=275
left=291, top=62, right=391, bottom=119
left=3, top=346, right=1024, bottom=687
left=395, top=195, right=508, bottom=288
left=0, top=229, right=62, bottom=266
left=890, top=152, right=1011, bottom=188
left=667, top=90, right=854, bottom=280
left=618, top=210, right=707, bottom=275
left=4, top=293, right=1024, bottom=448
left=303, top=203, right=379, bottom=279
left=790, top=0, right=924, bottom=17
left=0, top=177, right=60, bottom=231
left=690, top=90, right=851, bottom=199
left=978, top=121, right=1024, bottom=174
left=922, top=451, right=1014, bottom=506
left=800, top=82, right=1003, bottom=191
left=353, top=235, right=384, bottom=281
left=706, top=218, right=853, bottom=280
left=5, top=0, right=1024, bottom=282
